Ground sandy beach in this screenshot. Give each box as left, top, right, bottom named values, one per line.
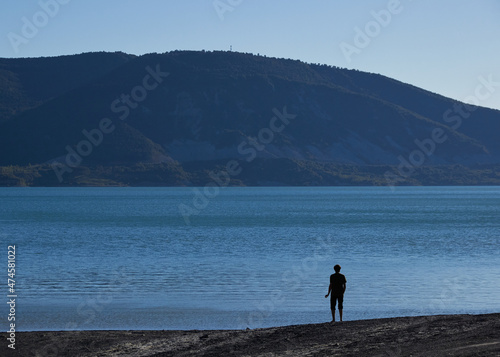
left=3, top=313, right=499, bottom=356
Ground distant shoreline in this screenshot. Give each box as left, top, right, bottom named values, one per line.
left=4, top=313, right=499, bottom=356
left=2, top=162, right=500, bottom=187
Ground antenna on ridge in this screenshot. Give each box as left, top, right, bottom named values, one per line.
left=230, top=45, right=232, bottom=52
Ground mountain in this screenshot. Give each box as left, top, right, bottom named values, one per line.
left=0, top=51, right=134, bottom=123
left=0, top=50, right=499, bottom=186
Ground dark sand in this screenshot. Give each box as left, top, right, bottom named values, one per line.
left=3, top=313, right=499, bottom=356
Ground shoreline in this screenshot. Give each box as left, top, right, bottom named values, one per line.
left=3, top=313, right=499, bottom=356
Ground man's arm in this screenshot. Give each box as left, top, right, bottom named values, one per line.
left=325, top=284, right=331, bottom=298
left=343, top=282, right=346, bottom=294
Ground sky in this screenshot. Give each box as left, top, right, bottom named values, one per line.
left=1, top=0, right=499, bottom=110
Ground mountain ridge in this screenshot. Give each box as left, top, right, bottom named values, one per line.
left=0, top=50, right=499, bottom=186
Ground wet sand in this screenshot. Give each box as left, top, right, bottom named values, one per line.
left=4, top=313, right=499, bottom=356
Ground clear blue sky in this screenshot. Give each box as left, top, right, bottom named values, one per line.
left=2, top=0, right=499, bottom=110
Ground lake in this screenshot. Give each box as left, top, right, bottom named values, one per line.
left=1, top=186, right=499, bottom=331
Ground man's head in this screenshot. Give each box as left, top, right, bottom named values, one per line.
left=334, top=264, right=341, bottom=272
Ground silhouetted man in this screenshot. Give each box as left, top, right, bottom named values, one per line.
left=325, top=264, right=346, bottom=322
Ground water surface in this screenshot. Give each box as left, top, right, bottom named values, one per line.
left=1, top=186, right=499, bottom=330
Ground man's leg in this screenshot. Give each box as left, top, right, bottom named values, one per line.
left=330, top=296, right=336, bottom=322
left=338, top=295, right=344, bottom=322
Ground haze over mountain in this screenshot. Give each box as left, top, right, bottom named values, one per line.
left=0, top=51, right=499, bottom=186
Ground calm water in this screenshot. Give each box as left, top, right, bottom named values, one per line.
left=1, top=186, right=499, bottom=331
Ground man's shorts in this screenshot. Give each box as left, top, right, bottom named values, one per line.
left=330, top=294, right=343, bottom=310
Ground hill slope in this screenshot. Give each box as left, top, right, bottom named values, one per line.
left=0, top=51, right=499, bottom=186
